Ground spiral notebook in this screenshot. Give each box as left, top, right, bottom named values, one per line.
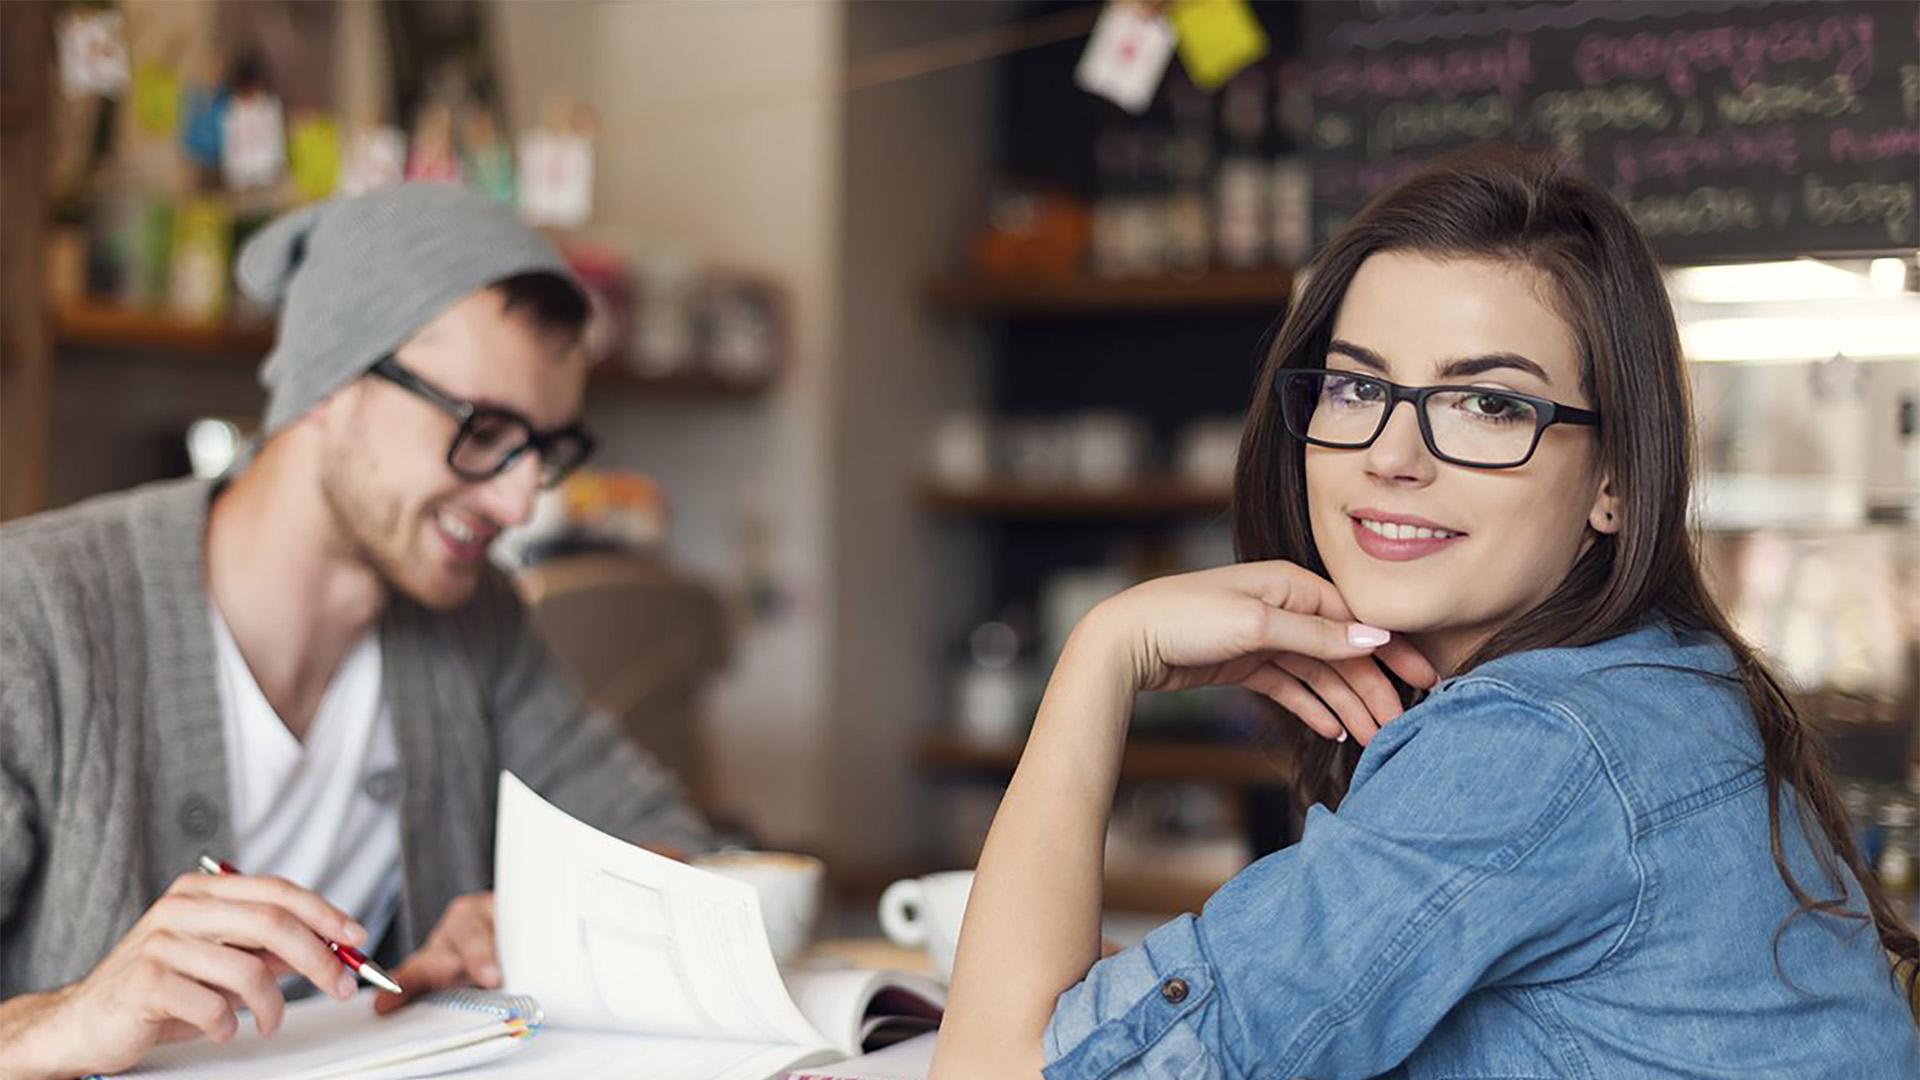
left=112, top=988, right=542, bottom=1080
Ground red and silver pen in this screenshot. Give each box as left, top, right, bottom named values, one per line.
left=196, top=854, right=405, bottom=995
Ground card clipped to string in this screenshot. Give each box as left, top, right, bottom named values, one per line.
left=340, top=125, right=407, bottom=195
left=223, top=94, right=287, bottom=189
left=1168, top=0, right=1269, bottom=91
left=1075, top=2, right=1178, bottom=115
left=58, top=9, right=130, bottom=98
left=519, top=129, right=594, bottom=228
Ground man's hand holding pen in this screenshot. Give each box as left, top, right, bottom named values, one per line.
left=0, top=867, right=375, bottom=1080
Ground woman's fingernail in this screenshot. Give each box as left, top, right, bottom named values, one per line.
left=479, top=964, right=501, bottom=984
left=1336, top=729, right=1349, bottom=743
left=337, top=972, right=357, bottom=997
left=1348, top=624, right=1391, bottom=648
left=345, top=922, right=368, bottom=945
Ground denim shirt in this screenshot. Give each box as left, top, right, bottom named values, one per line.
left=1043, top=622, right=1920, bottom=1079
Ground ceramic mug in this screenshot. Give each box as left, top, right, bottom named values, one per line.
left=878, top=870, right=974, bottom=981
left=694, top=850, right=824, bottom=965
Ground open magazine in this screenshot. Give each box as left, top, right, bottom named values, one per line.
left=487, top=771, right=945, bottom=1080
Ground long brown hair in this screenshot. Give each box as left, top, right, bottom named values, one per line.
left=1232, top=143, right=1917, bottom=993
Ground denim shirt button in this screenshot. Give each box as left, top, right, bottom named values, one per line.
left=1160, top=977, right=1190, bottom=1004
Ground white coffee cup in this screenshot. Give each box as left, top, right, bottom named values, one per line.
left=878, top=870, right=974, bottom=981
left=694, top=851, right=824, bottom=965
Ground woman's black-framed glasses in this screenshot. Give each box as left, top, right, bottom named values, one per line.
left=368, top=357, right=596, bottom=488
left=1274, top=368, right=1600, bottom=470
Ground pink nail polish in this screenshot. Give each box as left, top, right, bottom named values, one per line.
left=1348, top=624, right=1390, bottom=648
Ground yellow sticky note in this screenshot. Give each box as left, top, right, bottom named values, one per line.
left=131, top=62, right=179, bottom=136
left=1169, top=0, right=1269, bottom=91
left=290, top=116, right=342, bottom=201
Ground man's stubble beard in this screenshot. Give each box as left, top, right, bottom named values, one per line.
left=317, top=446, right=440, bottom=608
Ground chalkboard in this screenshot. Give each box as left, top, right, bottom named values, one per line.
left=1304, top=0, right=1920, bottom=262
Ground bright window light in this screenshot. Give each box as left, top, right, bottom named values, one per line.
left=1868, top=256, right=1912, bottom=297
left=1681, top=314, right=1920, bottom=362
left=1669, top=259, right=1869, bottom=303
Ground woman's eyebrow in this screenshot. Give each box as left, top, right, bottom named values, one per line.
left=1328, top=339, right=1553, bottom=385
left=1327, top=339, right=1390, bottom=372
left=1437, top=352, right=1553, bottom=385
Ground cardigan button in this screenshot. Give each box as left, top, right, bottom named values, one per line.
left=1160, top=977, right=1190, bottom=1004
left=177, top=795, right=219, bottom=839
left=363, top=767, right=401, bottom=804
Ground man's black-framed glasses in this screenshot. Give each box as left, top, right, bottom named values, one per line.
left=1275, top=368, right=1601, bottom=470
left=369, top=356, right=596, bottom=488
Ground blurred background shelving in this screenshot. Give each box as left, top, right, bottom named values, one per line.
left=924, top=267, right=1292, bottom=316
left=2, top=0, right=1915, bottom=927
left=54, top=303, right=777, bottom=398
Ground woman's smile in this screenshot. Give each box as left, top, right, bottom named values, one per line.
left=1349, top=508, right=1469, bottom=562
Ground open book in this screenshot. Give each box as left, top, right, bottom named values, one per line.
left=112, top=773, right=942, bottom=1080
left=472, top=771, right=944, bottom=1079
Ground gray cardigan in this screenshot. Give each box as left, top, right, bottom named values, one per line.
left=0, top=478, right=712, bottom=997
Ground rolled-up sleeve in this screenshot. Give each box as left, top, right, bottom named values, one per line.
left=1042, top=678, right=1640, bottom=1080
left=1045, top=915, right=1225, bottom=1080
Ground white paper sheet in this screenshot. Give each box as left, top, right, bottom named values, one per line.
left=118, top=990, right=530, bottom=1079
left=784, top=968, right=943, bottom=1053
left=494, top=772, right=830, bottom=1050
left=784, top=1032, right=937, bottom=1080
left=458, top=1030, right=819, bottom=1080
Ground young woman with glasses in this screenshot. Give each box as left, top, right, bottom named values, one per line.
left=933, top=146, right=1920, bottom=1079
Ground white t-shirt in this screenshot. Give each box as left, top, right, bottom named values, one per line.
left=211, top=607, right=405, bottom=949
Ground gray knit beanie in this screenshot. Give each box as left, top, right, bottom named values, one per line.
left=237, top=183, right=574, bottom=435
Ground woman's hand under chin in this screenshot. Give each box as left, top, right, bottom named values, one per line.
left=1080, top=559, right=1439, bottom=746
left=931, top=560, right=1442, bottom=1080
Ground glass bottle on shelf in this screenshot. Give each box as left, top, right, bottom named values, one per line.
left=1163, top=75, right=1213, bottom=278
left=1843, top=781, right=1884, bottom=867
left=1874, top=794, right=1916, bottom=914
left=1090, top=127, right=1130, bottom=279
left=1214, top=66, right=1268, bottom=269
left=1270, top=60, right=1314, bottom=267
left=952, top=619, right=1029, bottom=746
left=1123, top=128, right=1169, bottom=278
left=1908, top=767, right=1920, bottom=923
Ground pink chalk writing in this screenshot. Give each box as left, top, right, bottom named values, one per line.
left=1314, top=156, right=1435, bottom=203
left=1574, top=14, right=1875, bottom=97
left=1612, top=124, right=1801, bottom=191
left=1830, top=125, right=1920, bottom=164
left=1315, top=33, right=1533, bottom=102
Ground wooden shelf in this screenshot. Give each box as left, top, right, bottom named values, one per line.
left=1102, top=865, right=1236, bottom=914
left=921, top=732, right=1285, bottom=788
left=588, top=364, right=774, bottom=400
left=920, top=480, right=1231, bottom=519
left=831, top=859, right=1230, bottom=916
left=54, top=305, right=275, bottom=358
left=925, top=267, right=1293, bottom=316
left=53, top=305, right=774, bottom=400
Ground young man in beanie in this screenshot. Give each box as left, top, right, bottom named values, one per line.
left=0, top=184, right=710, bottom=1078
